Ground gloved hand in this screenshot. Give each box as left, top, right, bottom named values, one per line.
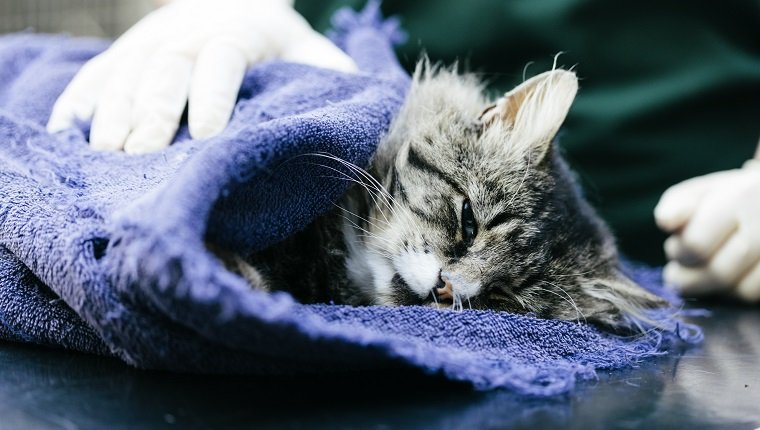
left=47, top=0, right=357, bottom=154
left=655, top=159, right=760, bottom=302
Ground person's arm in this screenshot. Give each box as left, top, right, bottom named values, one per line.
left=655, top=139, right=760, bottom=302
left=47, top=0, right=355, bottom=154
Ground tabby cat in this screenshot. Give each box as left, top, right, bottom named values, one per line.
left=220, top=64, right=666, bottom=332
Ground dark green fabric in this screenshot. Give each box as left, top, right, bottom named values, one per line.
left=297, top=0, right=760, bottom=264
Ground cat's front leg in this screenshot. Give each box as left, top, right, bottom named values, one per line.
left=207, top=244, right=269, bottom=292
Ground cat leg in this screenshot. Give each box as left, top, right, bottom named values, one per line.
left=230, top=254, right=269, bottom=292
left=206, top=243, right=269, bottom=292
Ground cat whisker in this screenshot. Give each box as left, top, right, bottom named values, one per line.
left=353, top=233, right=395, bottom=253
left=308, top=156, right=426, bottom=267
left=346, top=225, right=394, bottom=250
left=326, top=155, right=419, bottom=233
left=430, top=289, right=439, bottom=306
left=552, top=269, right=597, bottom=278
left=316, top=174, right=392, bottom=224
left=309, top=153, right=382, bottom=193
left=334, top=203, right=390, bottom=233
left=275, top=155, right=405, bottom=250
left=535, top=281, right=588, bottom=325
left=451, top=292, right=464, bottom=312
left=297, top=153, right=396, bottom=222
left=306, top=160, right=395, bottom=225
left=307, top=153, right=402, bottom=221
left=358, top=246, right=395, bottom=260
left=335, top=211, right=396, bottom=249
left=308, top=162, right=378, bottom=195
left=333, top=205, right=406, bottom=261
left=513, top=294, right=529, bottom=311
left=327, top=156, right=419, bottom=233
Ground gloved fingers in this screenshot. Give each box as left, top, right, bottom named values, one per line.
left=123, top=48, right=194, bottom=154
left=736, top=262, right=760, bottom=303
left=89, top=52, right=146, bottom=151
left=663, top=235, right=681, bottom=261
left=654, top=172, right=732, bottom=233
left=90, top=92, right=134, bottom=152
left=281, top=30, right=358, bottom=73
left=188, top=38, right=249, bottom=139
left=47, top=53, right=113, bottom=133
left=736, top=205, right=760, bottom=303
left=707, top=232, right=760, bottom=287
left=663, top=261, right=727, bottom=296
left=678, top=193, right=738, bottom=265
left=665, top=241, right=760, bottom=302
left=663, top=235, right=708, bottom=267
left=48, top=0, right=171, bottom=137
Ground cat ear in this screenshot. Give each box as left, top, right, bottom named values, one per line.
left=479, top=69, right=578, bottom=160
left=570, top=270, right=669, bottom=333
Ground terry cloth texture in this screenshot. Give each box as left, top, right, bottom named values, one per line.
left=0, top=2, right=700, bottom=395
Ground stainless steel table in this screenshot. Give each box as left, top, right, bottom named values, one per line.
left=1, top=304, right=758, bottom=429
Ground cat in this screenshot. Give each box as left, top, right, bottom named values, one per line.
left=217, top=63, right=667, bottom=333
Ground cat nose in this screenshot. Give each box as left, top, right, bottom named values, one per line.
left=433, top=274, right=454, bottom=301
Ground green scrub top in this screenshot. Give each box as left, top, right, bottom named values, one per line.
left=296, top=0, right=760, bottom=265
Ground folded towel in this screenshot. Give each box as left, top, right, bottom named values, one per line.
left=0, top=2, right=700, bottom=395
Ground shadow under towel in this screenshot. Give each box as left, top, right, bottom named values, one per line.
left=0, top=3, right=700, bottom=395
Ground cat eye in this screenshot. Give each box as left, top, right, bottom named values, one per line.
left=461, top=199, right=477, bottom=247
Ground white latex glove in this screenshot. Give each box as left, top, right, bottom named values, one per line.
left=655, top=158, right=760, bottom=302
left=47, top=0, right=357, bottom=154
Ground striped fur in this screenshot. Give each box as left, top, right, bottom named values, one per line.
left=226, top=63, right=666, bottom=333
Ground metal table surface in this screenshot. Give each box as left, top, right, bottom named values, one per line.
left=1, top=303, right=758, bottom=430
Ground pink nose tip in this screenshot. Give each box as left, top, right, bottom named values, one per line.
left=434, top=275, right=454, bottom=301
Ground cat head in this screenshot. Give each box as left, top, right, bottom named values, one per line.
left=358, top=63, right=666, bottom=332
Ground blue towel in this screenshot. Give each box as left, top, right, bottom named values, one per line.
left=0, top=3, right=700, bottom=395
